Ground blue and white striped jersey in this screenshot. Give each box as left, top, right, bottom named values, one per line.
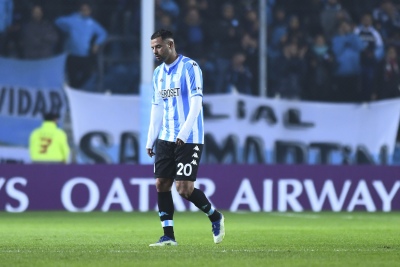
left=152, top=55, right=204, bottom=144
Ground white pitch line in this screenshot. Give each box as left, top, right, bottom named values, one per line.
left=268, top=213, right=321, bottom=219
left=0, top=248, right=389, bottom=254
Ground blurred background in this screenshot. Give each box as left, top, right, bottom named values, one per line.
left=1, top=0, right=400, bottom=165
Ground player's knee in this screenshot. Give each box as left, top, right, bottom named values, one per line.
left=175, top=182, right=193, bottom=199
left=155, top=178, right=173, bottom=192
left=177, top=188, right=191, bottom=199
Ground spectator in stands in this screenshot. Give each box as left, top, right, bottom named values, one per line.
left=196, top=0, right=218, bottom=21
left=268, top=7, right=287, bottom=59
left=101, top=0, right=139, bottom=37
left=301, top=0, right=324, bottom=37
left=177, top=7, right=206, bottom=60
left=341, top=0, right=378, bottom=23
left=387, top=30, right=400, bottom=51
left=282, top=15, right=308, bottom=49
left=157, top=0, right=180, bottom=18
left=305, top=34, right=336, bottom=101
left=211, top=2, right=242, bottom=93
left=268, top=7, right=287, bottom=96
left=240, top=33, right=258, bottom=95
left=331, top=20, right=365, bottom=102
left=241, top=7, right=259, bottom=39
left=267, top=0, right=276, bottom=26
left=39, top=0, right=77, bottom=21
left=156, top=13, right=176, bottom=34
left=3, top=0, right=29, bottom=58
left=20, top=5, right=59, bottom=59
left=194, top=52, right=217, bottom=93
left=178, top=0, right=197, bottom=10
left=320, top=0, right=351, bottom=41
left=55, top=2, right=107, bottom=88
left=377, top=46, right=400, bottom=99
left=0, top=0, right=13, bottom=56
left=275, top=41, right=307, bottom=99
left=354, top=13, right=385, bottom=101
left=373, top=0, right=400, bottom=40
left=223, top=51, right=253, bottom=95
left=29, top=112, right=70, bottom=164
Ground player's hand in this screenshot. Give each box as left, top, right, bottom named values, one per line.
left=147, top=148, right=155, bottom=157
left=176, top=138, right=184, bottom=146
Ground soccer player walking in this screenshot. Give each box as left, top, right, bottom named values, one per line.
left=146, top=29, right=225, bottom=246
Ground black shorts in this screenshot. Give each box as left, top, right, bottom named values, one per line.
left=154, top=139, right=203, bottom=181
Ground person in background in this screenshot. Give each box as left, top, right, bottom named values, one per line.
left=240, top=33, right=258, bottom=94
left=320, top=0, right=351, bottom=41
left=305, top=34, right=336, bottom=101
left=268, top=7, right=288, bottom=96
left=354, top=13, right=385, bottom=101
left=157, top=0, right=180, bottom=18
left=372, top=0, right=400, bottom=41
left=29, top=112, right=70, bottom=164
left=275, top=41, right=308, bottom=99
left=55, top=2, right=107, bottom=88
left=177, top=7, right=206, bottom=60
left=377, top=46, right=400, bottom=100
left=224, top=51, right=253, bottom=95
left=211, top=2, right=242, bottom=93
left=20, top=5, right=59, bottom=59
left=331, top=20, right=365, bottom=102
left=156, top=13, right=176, bottom=34
left=0, top=0, right=13, bottom=56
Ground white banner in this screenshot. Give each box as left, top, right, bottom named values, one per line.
left=203, top=95, right=400, bottom=164
left=65, top=87, right=400, bottom=164
left=65, top=86, right=140, bottom=163
left=0, top=146, right=30, bottom=164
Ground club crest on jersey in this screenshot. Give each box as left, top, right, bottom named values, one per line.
left=159, top=87, right=180, bottom=99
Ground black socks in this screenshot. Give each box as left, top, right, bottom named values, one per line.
left=188, top=188, right=221, bottom=222
left=158, top=191, right=175, bottom=239
left=157, top=188, right=222, bottom=241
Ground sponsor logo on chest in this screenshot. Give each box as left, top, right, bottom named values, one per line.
left=159, top=88, right=180, bottom=99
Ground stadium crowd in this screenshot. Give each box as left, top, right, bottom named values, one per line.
left=1, top=0, right=400, bottom=102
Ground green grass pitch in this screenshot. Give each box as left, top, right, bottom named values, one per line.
left=0, top=211, right=399, bottom=267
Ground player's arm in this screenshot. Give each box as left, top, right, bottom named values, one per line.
left=176, top=95, right=202, bottom=145
left=146, top=103, right=163, bottom=157
left=177, top=61, right=203, bottom=145
left=146, top=71, right=164, bottom=157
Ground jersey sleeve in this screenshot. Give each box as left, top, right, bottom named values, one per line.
left=152, top=67, right=162, bottom=105
left=185, top=61, right=203, bottom=98
left=146, top=103, right=164, bottom=149
left=177, top=95, right=202, bottom=142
